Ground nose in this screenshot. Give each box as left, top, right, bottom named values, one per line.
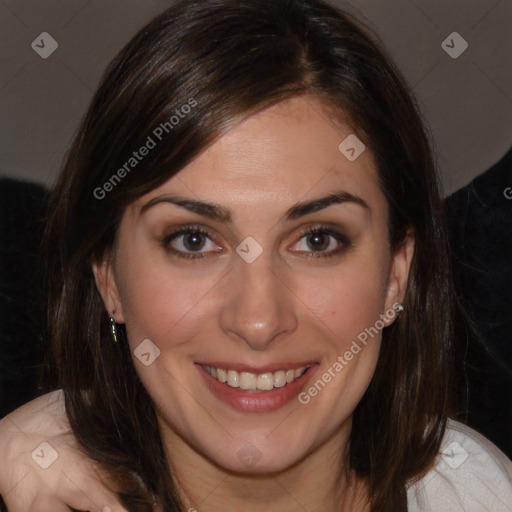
left=219, top=252, right=299, bottom=351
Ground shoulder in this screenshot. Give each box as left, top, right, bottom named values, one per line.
left=407, top=419, right=512, bottom=512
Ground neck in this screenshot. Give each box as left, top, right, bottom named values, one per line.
left=159, top=417, right=370, bottom=512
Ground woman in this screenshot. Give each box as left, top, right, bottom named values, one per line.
left=0, top=0, right=511, bottom=510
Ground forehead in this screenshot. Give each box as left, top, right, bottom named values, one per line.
left=132, top=95, right=386, bottom=218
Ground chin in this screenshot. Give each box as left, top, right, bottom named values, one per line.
left=200, top=434, right=313, bottom=476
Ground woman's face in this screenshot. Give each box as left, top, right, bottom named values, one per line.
left=94, top=95, right=413, bottom=475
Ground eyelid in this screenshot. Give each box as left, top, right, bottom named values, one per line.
left=162, top=224, right=216, bottom=243
left=161, top=222, right=351, bottom=261
left=289, top=224, right=351, bottom=257
left=161, top=224, right=222, bottom=259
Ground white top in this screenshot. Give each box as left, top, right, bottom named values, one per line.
left=407, top=419, right=512, bottom=511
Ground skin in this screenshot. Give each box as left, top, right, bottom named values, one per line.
left=0, top=391, right=128, bottom=512
left=91, top=95, right=414, bottom=511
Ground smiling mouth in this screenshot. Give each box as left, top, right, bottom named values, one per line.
left=201, top=364, right=311, bottom=392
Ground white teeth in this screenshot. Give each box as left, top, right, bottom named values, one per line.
left=273, top=370, right=286, bottom=388
left=203, top=365, right=309, bottom=390
left=227, top=370, right=239, bottom=388
left=239, top=372, right=257, bottom=389
left=257, top=373, right=274, bottom=391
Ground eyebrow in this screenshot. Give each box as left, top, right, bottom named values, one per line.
left=139, top=190, right=369, bottom=222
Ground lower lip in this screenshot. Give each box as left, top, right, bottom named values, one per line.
left=196, top=364, right=318, bottom=413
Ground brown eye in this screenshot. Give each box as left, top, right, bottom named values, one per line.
left=181, top=231, right=207, bottom=251
left=305, top=232, right=330, bottom=251
left=290, top=226, right=351, bottom=258
left=162, top=226, right=221, bottom=260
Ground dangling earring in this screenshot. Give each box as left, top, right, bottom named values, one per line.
left=394, top=303, right=404, bottom=318
left=109, top=314, right=119, bottom=344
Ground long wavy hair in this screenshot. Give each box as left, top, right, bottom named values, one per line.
left=41, top=0, right=454, bottom=510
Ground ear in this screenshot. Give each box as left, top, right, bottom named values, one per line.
left=383, top=228, right=414, bottom=325
left=91, top=252, right=125, bottom=323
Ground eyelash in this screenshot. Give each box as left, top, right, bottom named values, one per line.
left=161, top=225, right=217, bottom=260
left=161, top=224, right=351, bottom=261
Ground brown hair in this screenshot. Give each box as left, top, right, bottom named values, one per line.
left=42, top=0, right=454, bottom=510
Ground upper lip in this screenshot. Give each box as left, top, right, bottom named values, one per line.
left=196, top=361, right=317, bottom=373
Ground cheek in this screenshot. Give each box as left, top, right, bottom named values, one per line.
left=295, top=255, right=389, bottom=346
left=293, top=262, right=387, bottom=421
left=115, top=245, right=224, bottom=348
